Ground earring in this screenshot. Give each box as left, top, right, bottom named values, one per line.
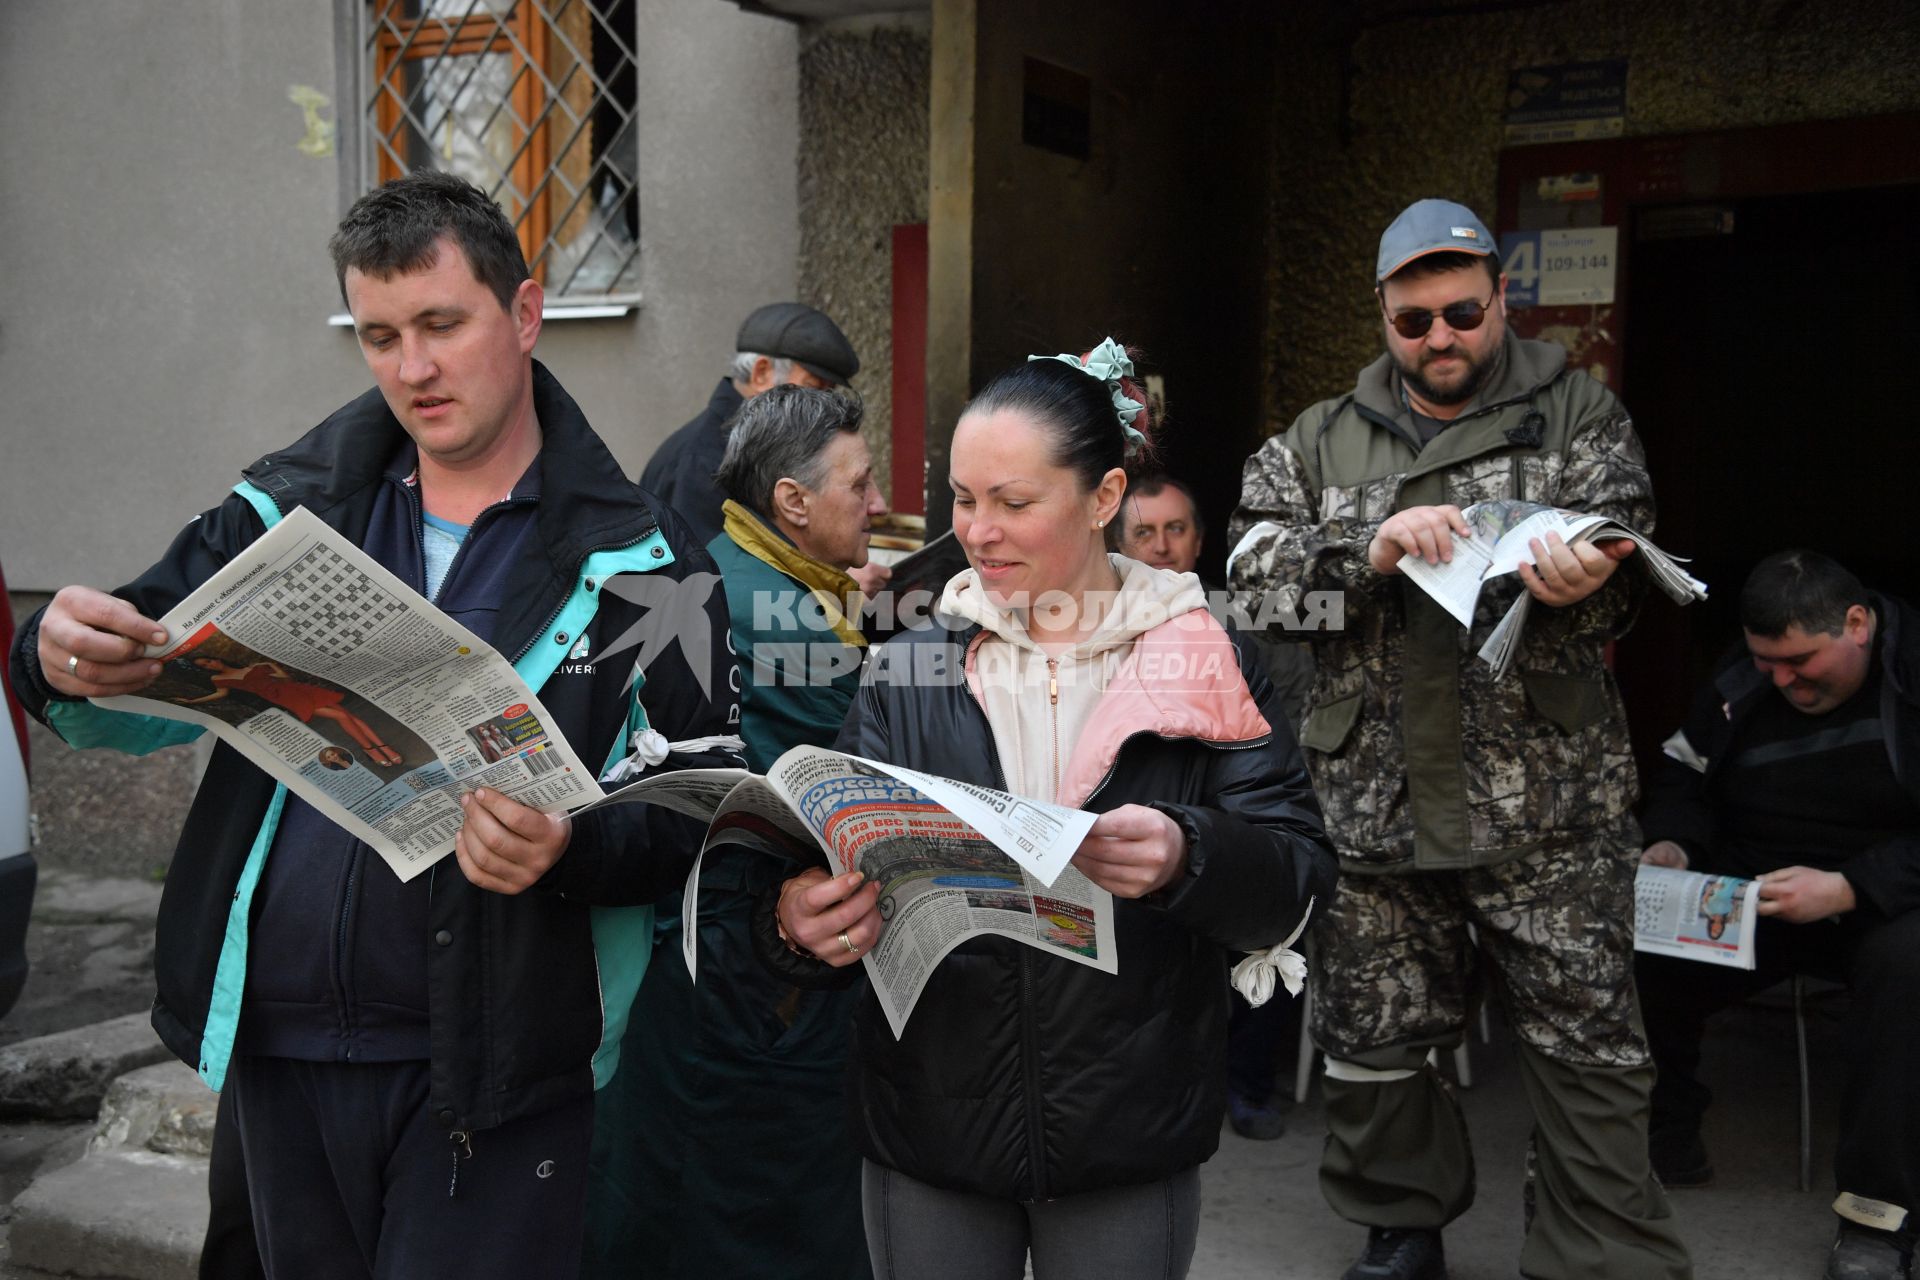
left=1094, top=519, right=1105, bottom=529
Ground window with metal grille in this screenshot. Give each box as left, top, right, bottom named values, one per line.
left=359, top=1, right=639, bottom=302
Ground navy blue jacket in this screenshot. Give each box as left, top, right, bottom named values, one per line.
left=12, top=363, right=739, bottom=1133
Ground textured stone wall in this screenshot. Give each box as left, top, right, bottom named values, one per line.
left=797, top=18, right=934, bottom=503
left=1265, top=0, right=1920, bottom=428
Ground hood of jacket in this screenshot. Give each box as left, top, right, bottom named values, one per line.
left=1350, top=331, right=1567, bottom=444
left=939, top=555, right=1267, bottom=805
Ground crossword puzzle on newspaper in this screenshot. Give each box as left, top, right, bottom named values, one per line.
left=1633, top=875, right=1673, bottom=937
left=263, top=545, right=405, bottom=659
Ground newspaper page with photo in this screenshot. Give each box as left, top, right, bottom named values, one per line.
left=93, top=507, right=606, bottom=882
left=1634, top=864, right=1761, bottom=969
left=608, top=743, right=1106, bottom=1036
left=1396, top=499, right=1708, bottom=677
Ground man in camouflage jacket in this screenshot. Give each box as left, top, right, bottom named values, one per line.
left=1228, top=200, right=1691, bottom=1280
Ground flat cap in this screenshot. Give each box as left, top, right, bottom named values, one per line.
left=736, top=302, right=859, bottom=386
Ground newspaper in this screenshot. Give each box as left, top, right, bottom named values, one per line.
left=1633, top=864, right=1761, bottom=969
left=94, top=507, right=607, bottom=882
left=586, top=744, right=1107, bottom=1038
left=1396, top=500, right=1708, bottom=678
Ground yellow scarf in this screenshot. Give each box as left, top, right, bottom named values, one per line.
left=720, top=499, right=868, bottom=649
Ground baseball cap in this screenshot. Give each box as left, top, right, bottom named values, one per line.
left=735, top=303, right=860, bottom=386
left=1376, top=199, right=1495, bottom=282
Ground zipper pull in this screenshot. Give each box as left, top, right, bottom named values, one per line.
left=1047, top=658, right=1058, bottom=706
left=448, top=1129, right=473, bottom=1198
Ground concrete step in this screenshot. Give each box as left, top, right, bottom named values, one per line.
left=87, top=1065, right=213, bottom=1161
left=0, top=1017, right=171, bottom=1122
left=7, top=1147, right=205, bottom=1280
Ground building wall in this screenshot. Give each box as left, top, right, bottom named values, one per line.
left=0, top=0, right=801, bottom=880
left=1264, top=0, right=1920, bottom=428
left=796, top=15, right=932, bottom=502
left=927, top=0, right=1276, bottom=552
left=0, top=0, right=800, bottom=591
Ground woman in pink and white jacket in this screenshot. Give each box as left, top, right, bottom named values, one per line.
left=761, top=342, right=1337, bottom=1280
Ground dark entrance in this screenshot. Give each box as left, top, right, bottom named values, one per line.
left=1620, top=182, right=1920, bottom=727
left=1497, top=113, right=1920, bottom=771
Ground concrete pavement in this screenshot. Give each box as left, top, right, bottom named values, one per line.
left=1196, top=988, right=1844, bottom=1279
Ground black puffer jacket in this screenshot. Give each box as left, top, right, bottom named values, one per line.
left=764, top=615, right=1335, bottom=1201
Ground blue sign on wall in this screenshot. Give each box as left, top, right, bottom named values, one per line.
left=1500, top=228, right=1619, bottom=308
left=1504, top=60, right=1628, bottom=146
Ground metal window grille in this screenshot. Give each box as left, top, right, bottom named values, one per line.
left=362, top=0, right=639, bottom=300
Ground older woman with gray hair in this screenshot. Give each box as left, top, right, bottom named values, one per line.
left=582, top=383, right=886, bottom=1280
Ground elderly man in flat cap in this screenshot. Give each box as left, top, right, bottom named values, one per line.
left=642, top=302, right=862, bottom=550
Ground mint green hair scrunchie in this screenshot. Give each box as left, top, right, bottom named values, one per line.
left=1028, top=336, right=1149, bottom=455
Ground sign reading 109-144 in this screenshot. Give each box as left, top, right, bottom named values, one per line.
left=1498, top=227, right=1619, bottom=307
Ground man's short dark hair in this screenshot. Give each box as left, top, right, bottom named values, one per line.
left=1379, top=250, right=1501, bottom=294
left=1739, top=549, right=1869, bottom=638
left=713, top=385, right=865, bottom=519
left=329, top=170, right=529, bottom=312
left=1127, top=471, right=1204, bottom=535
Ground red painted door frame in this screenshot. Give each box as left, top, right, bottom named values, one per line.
left=890, top=223, right=929, bottom=515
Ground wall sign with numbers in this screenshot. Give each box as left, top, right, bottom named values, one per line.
left=1498, top=227, right=1620, bottom=307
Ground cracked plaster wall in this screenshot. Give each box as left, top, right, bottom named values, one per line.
left=796, top=19, right=932, bottom=504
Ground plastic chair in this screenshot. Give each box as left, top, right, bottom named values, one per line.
left=1792, top=975, right=1811, bottom=1192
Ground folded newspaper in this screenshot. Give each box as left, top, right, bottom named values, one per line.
left=95, top=507, right=615, bottom=883
left=1633, top=864, right=1760, bottom=970
left=1396, top=500, right=1708, bottom=678
left=589, top=744, right=1109, bottom=1040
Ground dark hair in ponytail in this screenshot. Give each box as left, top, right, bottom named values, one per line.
left=961, top=353, right=1152, bottom=492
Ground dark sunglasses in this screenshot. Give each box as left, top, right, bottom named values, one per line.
left=1385, top=292, right=1496, bottom=340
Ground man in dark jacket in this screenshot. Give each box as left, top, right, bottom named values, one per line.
left=1637, top=550, right=1919, bottom=1280
left=640, top=301, right=860, bottom=550
left=10, top=171, right=736, bottom=1278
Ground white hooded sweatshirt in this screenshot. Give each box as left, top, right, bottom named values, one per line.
left=937, top=554, right=1207, bottom=804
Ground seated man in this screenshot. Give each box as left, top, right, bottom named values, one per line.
left=1636, top=549, right=1918, bottom=1280
left=584, top=384, right=886, bottom=1280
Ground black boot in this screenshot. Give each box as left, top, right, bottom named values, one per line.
left=1825, top=1222, right=1914, bottom=1280
left=1648, top=1122, right=1713, bottom=1189
left=1341, top=1227, right=1447, bottom=1280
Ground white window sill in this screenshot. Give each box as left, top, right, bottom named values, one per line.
left=328, top=293, right=642, bottom=326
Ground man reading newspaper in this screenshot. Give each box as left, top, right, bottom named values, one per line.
left=7, top=172, right=735, bottom=1278
left=1635, top=551, right=1919, bottom=1280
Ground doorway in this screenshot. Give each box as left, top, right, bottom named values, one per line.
left=1614, top=181, right=1920, bottom=756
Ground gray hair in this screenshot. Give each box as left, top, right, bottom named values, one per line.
left=728, top=350, right=794, bottom=387
left=713, top=384, right=866, bottom=518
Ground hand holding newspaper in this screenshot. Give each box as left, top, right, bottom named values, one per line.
left=1395, top=500, right=1708, bottom=678
left=583, top=744, right=1107, bottom=1039
left=95, top=508, right=609, bottom=882
left=1634, top=863, right=1760, bottom=969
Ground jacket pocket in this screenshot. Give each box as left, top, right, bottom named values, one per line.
left=1519, top=670, right=1609, bottom=735
left=1298, top=692, right=1362, bottom=755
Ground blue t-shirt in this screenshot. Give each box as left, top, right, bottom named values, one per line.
left=421, top=512, right=470, bottom=601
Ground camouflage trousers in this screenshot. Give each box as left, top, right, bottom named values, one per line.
left=1310, top=832, right=1692, bottom=1279
left=1310, top=830, right=1647, bottom=1067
